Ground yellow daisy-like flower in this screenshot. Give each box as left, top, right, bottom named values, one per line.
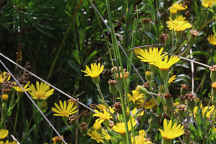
left=12, top=81, right=30, bottom=92
left=82, top=63, right=104, bottom=78
left=93, top=104, right=114, bottom=121
left=0, top=72, right=10, bottom=84
left=131, top=130, right=152, bottom=144
left=112, top=118, right=136, bottom=134
left=144, top=98, right=157, bottom=109
left=1, top=94, right=8, bottom=101
left=0, top=129, right=8, bottom=139
left=52, top=135, right=63, bottom=144
left=52, top=100, right=78, bottom=117
left=87, top=129, right=104, bottom=143
left=159, top=119, right=184, bottom=140
left=28, top=81, right=54, bottom=100
left=128, top=88, right=145, bottom=104
left=152, top=55, right=180, bottom=70
left=202, top=0, right=216, bottom=8
left=193, top=104, right=215, bottom=119
left=169, top=3, right=187, bottom=14
left=101, top=129, right=111, bottom=141
left=93, top=119, right=104, bottom=130
left=167, top=16, right=192, bottom=31
left=0, top=140, right=17, bottom=144
left=135, top=48, right=166, bottom=64
left=208, top=34, right=216, bottom=46
left=168, top=75, right=176, bottom=84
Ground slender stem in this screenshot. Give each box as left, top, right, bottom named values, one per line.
left=119, top=91, right=130, bottom=144
left=95, top=83, right=105, bottom=104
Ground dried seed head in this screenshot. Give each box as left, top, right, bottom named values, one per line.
left=160, top=33, right=169, bottom=42
left=79, top=122, right=88, bottom=131
left=89, top=104, right=97, bottom=109
left=181, top=84, right=190, bottom=90
left=164, top=93, right=172, bottom=98
left=108, top=79, right=117, bottom=85
left=113, top=102, right=121, bottom=112
left=209, top=65, right=216, bottom=71
left=143, top=82, right=149, bottom=88
left=190, top=29, right=199, bottom=37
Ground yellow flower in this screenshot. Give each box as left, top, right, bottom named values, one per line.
left=52, top=136, right=63, bottom=144
left=202, top=0, right=216, bottom=8
left=212, top=82, right=216, bottom=88
left=112, top=118, right=136, bottom=134
left=208, top=35, right=216, bottom=46
left=101, top=129, right=111, bottom=141
left=167, top=16, right=192, bottom=31
left=127, top=107, right=144, bottom=117
left=12, top=82, right=30, bottom=92
left=87, top=129, right=104, bottom=143
left=1, top=94, right=8, bottom=101
left=0, top=129, right=8, bottom=139
left=193, top=104, right=215, bottom=119
left=93, top=104, right=114, bottom=121
left=52, top=100, right=78, bottom=117
left=28, top=81, right=54, bottom=100
left=168, top=75, right=176, bottom=84
left=144, top=98, right=157, bottom=109
left=82, top=63, right=104, bottom=78
left=132, top=130, right=152, bottom=144
left=159, top=119, right=184, bottom=140
left=2, top=141, right=17, bottom=144
left=169, top=3, right=187, bottom=14
left=135, top=48, right=166, bottom=64
left=0, top=72, right=10, bottom=83
left=93, top=119, right=104, bottom=130
left=128, top=88, right=145, bottom=104
left=152, top=55, right=180, bottom=70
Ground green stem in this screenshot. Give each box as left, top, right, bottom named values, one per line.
left=119, top=89, right=130, bottom=144
left=96, top=83, right=105, bottom=104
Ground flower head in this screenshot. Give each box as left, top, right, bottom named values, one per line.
left=28, top=81, right=54, bottom=100
left=82, top=63, right=104, bottom=78
left=0, top=129, right=8, bottom=139
left=159, top=119, right=184, bottom=139
left=135, top=48, right=166, bottom=64
left=112, top=118, right=136, bottom=134
left=152, top=55, right=180, bottom=70
left=52, top=136, right=63, bottom=144
left=168, top=75, right=176, bottom=84
left=52, top=100, right=78, bottom=117
left=128, top=86, right=145, bottom=104
left=167, top=16, right=192, bottom=31
left=169, top=3, right=187, bottom=14
left=0, top=72, right=10, bottom=84
left=202, top=0, right=216, bottom=8
left=87, top=129, right=104, bottom=143
left=1, top=94, right=8, bottom=101
left=193, top=104, right=215, bottom=119
left=132, top=130, right=152, bottom=144
left=93, top=104, right=114, bottom=121
left=144, top=98, right=157, bottom=109
left=208, top=34, right=216, bottom=46
left=12, top=82, right=30, bottom=92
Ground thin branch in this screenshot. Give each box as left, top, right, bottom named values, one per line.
left=0, top=60, right=68, bottom=144
left=0, top=53, right=95, bottom=113
left=190, top=49, right=195, bottom=95
left=10, top=135, right=20, bottom=144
